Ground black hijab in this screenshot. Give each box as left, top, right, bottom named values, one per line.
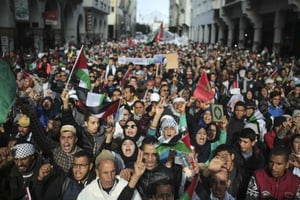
left=119, top=136, right=139, bottom=169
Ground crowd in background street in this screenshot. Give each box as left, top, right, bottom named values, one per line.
left=1, top=40, right=300, bottom=200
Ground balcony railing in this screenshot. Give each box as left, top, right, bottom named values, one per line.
left=83, top=0, right=110, bottom=14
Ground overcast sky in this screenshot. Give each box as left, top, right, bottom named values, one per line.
left=136, top=0, right=169, bottom=24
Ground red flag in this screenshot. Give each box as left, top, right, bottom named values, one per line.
left=159, top=22, right=164, bottom=41
left=193, top=71, right=214, bottom=102
left=129, top=37, right=134, bottom=47
left=232, top=81, right=238, bottom=88
left=181, top=133, right=192, bottom=151
left=154, top=31, right=159, bottom=42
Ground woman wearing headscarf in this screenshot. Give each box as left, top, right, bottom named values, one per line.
left=123, top=120, right=144, bottom=147
left=192, top=116, right=227, bottom=165
left=118, top=137, right=139, bottom=169
left=197, top=108, right=212, bottom=129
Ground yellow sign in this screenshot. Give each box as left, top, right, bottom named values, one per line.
left=163, top=53, right=178, bottom=69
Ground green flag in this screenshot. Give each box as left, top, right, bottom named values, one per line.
left=0, top=59, right=16, bottom=124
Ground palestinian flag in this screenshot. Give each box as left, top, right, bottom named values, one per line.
left=156, top=134, right=192, bottom=160
left=146, top=30, right=159, bottom=44
left=76, top=88, right=119, bottom=119
left=74, top=47, right=91, bottom=90
left=179, top=175, right=200, bottom=200
left=88, top=100, right=120, bottom=119
left=0, top=59, right=16, bottom=123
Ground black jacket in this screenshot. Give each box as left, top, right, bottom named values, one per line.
left=137, top=163, right=174, bottom=200
left=0, top=156, right=43, bottom=200
left=32, top=164, right=96, bottom=200
left=233, top=145, right=265, bottom=199
left=61, top=108, right=106, bottom=157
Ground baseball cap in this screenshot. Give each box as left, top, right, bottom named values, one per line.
left=60, top=125, right=76, bottom=134
left=18, top=115, right=30, bottom=127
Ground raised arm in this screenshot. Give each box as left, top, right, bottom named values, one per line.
left=21, top=102, right=58, bottom=152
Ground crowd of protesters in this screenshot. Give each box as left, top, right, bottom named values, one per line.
left=0, top=40, right=300, bottom=200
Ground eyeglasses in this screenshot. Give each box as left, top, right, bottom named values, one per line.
left=73, top=163, right=89, bottom=169
left=125, top=124, right=137, bottom=129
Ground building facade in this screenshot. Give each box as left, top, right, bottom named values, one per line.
left=190, top=0, right=300, bottom=55
left=169, top=0, right=191, bottom=36
left=0, top=0, right=110, bottom=53
left=107, top=0, right=136, bottom=40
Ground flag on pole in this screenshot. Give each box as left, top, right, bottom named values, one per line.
left=159, top=22, right=164, bottom=41
left=0, top=59, right=16, bottom=124
left=146, top=30, right=159, bottom=44
left=74, top=48, right=91, bottom=90
left=179, top=175, right=200, bottom=200
left=193, top=71, right=214, bottom=102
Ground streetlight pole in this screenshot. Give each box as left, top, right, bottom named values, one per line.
left=59, top=0, right=65, bottom=45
